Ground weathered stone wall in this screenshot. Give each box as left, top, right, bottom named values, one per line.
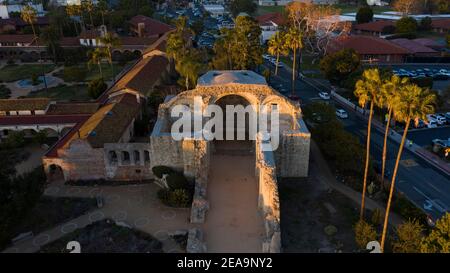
left=255, top=135, right=281, bottom=253
left=187, top=138, right=211, bottom=224
left=104, top=142, right=153, bottom=181
left=46, top=139, right=106, bottom=181
left=275, top=118, right=311, bottom=177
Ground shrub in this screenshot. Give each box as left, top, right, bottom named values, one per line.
left=320, top=48, right=360, bottom=84
left=87, top=78, right=107, bottom=99
left=396, top=17, right=418, bottom=34
left=421, top=213, right=450, bottom=253
left=392, top=219, right=424, bottom=253
left=371, top=208, right=383, bottom=226
left=168, top=189, right=191, bottom=207
left=152, top=165, right=175, bottom=179
left=354, top=219, right=378, bottom=250
left=166, top=173, right=189, bottom=191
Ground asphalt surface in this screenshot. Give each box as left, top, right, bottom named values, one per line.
left=264, top=60, right=450, bottom=221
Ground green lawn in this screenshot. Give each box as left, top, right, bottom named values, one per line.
left=26, top=84, right=91, bottom=101
left=332, top=4, right=393, bottom=14
left=55, top=63, right=129, bottom=83
left=0, top=64, right=56, bottom=82
left=255, top=5, right=285, bottom=16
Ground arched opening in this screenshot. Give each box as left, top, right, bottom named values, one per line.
left=122, top=151, right=130, bottom=165
left=144, top=151, right=150, bottom=164
left=134, top=150, right=140, bottom=164
left=108, top=151, right=118, bottom=165
left=48, top=164, right=64, bottom=181
left=215, top=95, right=253, bottom=141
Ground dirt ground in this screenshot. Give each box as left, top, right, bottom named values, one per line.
left=279, top=177, right=359, bottom=253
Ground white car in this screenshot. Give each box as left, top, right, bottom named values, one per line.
left=427, top=120, right=438, bottom=128
left=318, top=92, right=330, bottom=100
left=427, top=114, right=446, bottom=125
left=336, top=109, right=348, bottom=119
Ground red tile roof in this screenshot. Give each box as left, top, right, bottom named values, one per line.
left=390, top=38, right=437, bottom=54
left=431, top=19, right=450, bottom=30
left=255, top=12, right=286, bottom=26
left=0, top=114, right=89, bottom=126
left=129, top=15, right=174, bottom=37
left=0, top=34, right=36, bottom=44
left=329, top=35, right=410, bottom=55
left=353, top=20, right=395, bottom=33
left=119, top=36, right=158, bottom=46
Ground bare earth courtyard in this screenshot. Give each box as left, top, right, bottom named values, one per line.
left=204, top=147, right=265, bottom=252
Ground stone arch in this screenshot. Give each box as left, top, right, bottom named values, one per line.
left=48, top=163, right=64, bottom=181
left=134, top=150, right=141, bottom=164
left=41, top=127, right=59, bottom=138
left=215, top=94, right=254, bottom=141
left=112, top=50, right=123, bottom=61
left=122, top=151, right=130, bottom=164
left=108, top=151, right=118, bottom=165
left=132, top=50, right=142, bottom=59
left=144, top=150, right=150, bottom=163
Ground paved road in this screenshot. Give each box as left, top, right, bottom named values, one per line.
left=264, top=61, right=450, bottom=221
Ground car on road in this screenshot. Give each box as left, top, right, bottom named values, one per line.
left=427, top=114, right=446, bottom=126
left=318, top=91, right=330, bottom=100
left=336, top=109, right=348, bottom=119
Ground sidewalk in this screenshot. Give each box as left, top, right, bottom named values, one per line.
left=310, top=140, right=403, bottom=227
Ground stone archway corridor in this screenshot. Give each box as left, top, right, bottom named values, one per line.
left=202, top=141, right=265, bottom=253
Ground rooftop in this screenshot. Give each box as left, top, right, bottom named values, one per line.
left=353, top=20, right=395, bottom=32
left=0, top=98, right=50, bottom=112
left=329, top=35, right=410, bottom=55
left=129, top=15, right=175, bottom=37
left=390, top=38, right=437, bottom=54
left=255, top=12, right=286, bottom=26
left=197, top=71, right=267, bottom=86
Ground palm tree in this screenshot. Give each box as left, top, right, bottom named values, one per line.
left=21, top=5, right=38, bottom=40
left=380, top=84, right=436, bottom=252
left=284, top=27, right=302, bottom=97
left=66, top=4, right=82, bottom=36
left=98, top=32, right=121, bottom=81
left=378, top=75, right=408, bottom=189
left=88, top=48, right=106, bottom=79
left=354, top=68, right=383, bottom=220
left=81, top=0, right=95, bottom=28
left=268, top=31, right=288, bottom=76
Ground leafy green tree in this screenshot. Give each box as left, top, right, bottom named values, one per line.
left=66, top=4, right=82, bottom=36
left=381, top=85, right=436, bottom=252
left=354, top=219, right=378, bottom=250
left=211, top=15, right=262, bottom=71
left=33, top=131, right=48, bottom=145
left=419, top=16, right=432, bottom=31
left=396, top=17, right=418, bottom=34
left=356, top=6, right=374, bottom=24
left=421, top=213, right=450, bottom=253
left=320, top=48, right=360, bottom=85
left=176, top=50, right=204, bottom=90
left=88, top=78, right=107, bottom=99
left=81, top=0, right=95, bottom=28
left=392, top=219, right=424, bottom=253
left=268, top=31, right=288, bottom=76
left=229, top=0, right=257, bottom=17
left=354, top=68, right=384, bottom=220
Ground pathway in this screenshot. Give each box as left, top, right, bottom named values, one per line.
left=3, top=181, right=192, bottom=253
left=202, top=141, right=265, bottom=253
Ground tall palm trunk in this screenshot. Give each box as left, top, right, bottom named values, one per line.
left=185, top=76, right=189, bottom=91
left=380, top=117, right=411, bottom=252
left=275, top=52, right=280, bottom=76
left=291, top=47, right=296, bottom=97
left=381, top=107, right=393, bottom=190
left=31, top=23, right=37, bottom=40
left=98, top=62, right=103, bottom=79
left=360, top=100, right=374, bottom=220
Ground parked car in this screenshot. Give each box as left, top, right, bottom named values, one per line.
left=318, top=91, right=330, bottom=100
left=427, top=120, right=438, bottom=128
left=336, top=109, right=348, bottom=119
left=427, top=114, right=446, bottom=126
